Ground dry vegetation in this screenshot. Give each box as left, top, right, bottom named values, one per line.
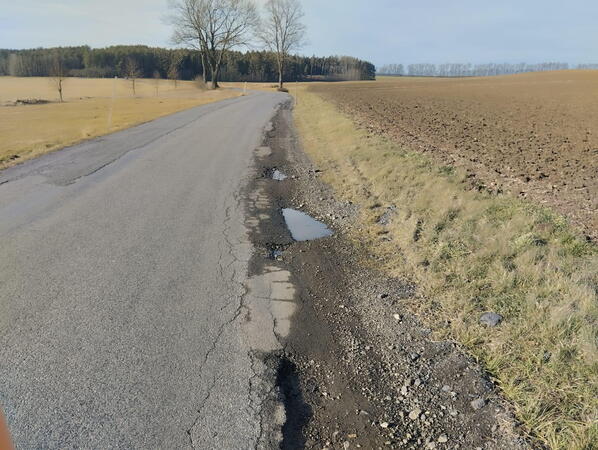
left=294, top=85, right=597, bottom=449
left=0, top=76, right=241, bottom=169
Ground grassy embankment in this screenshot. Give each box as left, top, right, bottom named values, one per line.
left=0, top=77, right=241, bottom=169
left=294, top=88, right=597, bottom=449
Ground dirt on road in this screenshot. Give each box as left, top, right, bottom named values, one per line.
left=309, top=70, right=598, bottom=240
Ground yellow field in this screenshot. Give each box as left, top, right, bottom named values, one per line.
left=0, top=77, right=241, bottom=168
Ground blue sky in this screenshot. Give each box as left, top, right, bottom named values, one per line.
left=1, top=0, right=596, bottom=66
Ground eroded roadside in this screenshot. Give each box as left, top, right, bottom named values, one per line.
left=242, top=101, right=531, bottom=449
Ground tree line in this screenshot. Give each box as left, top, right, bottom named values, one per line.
left=0, top=0, right=375, bottom=87
left=378, top=62, right=596, bottom=77
left=0, top=45, right=375, bottom=83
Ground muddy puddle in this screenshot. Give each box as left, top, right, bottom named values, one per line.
left=282, top=208, right=333, bottom=241
left=272, top=169, right=288, bottom=181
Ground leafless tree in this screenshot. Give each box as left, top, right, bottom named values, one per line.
left=153, top=70, right=161, bottom=96
left=258, top=0, right=306, bottom=89
left=169, top=0, right=258, bottom=89
left=168, top=54, right=183, bottom=88
left=125, top=58, right=142, bottom=96
left=50, top=53, right=68, bottom=102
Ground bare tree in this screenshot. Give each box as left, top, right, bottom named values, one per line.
left=153, top=70, right=161, bottom=96
left=168, top=53, right=183, bottom=88
left=259, top=0, right=306, bottom=89
left=124, top=58, right=142, bottom=96
left=169, top=0, right=209, bottom=83
left=169, top=0, right=258, bottom=89
left=50, top=53, right=68, bottom=102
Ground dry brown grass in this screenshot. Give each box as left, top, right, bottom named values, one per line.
left=0, top=77, right=241, bottom=168
left=294, top=88, right=598, bottom=449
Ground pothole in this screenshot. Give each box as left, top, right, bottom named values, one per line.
left=282, top=208, right=333, bottom=241
left=276, top=356, right=311, bottom=449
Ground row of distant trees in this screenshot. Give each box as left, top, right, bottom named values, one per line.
left=0, top=46, right=375, bottom=83
left=378, top=62, right=597, bottom=77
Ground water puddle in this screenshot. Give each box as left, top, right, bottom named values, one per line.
left=272, top=169, right=288, bottom=181
left=282, top=208, right=333, bottom=241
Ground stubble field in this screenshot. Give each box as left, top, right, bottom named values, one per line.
left=310, top=70, right=598, bottom=240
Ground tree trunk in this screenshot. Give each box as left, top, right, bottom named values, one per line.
left=58, top=79, right=63, bottom=102
left=277, top=56, right=284, bottom=89
left=211, top=63, right=220, bottom=89
left=201, top=53, right=208, bottom=83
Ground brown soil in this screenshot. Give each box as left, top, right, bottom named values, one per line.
left=309, top=70, right=598, bottom=240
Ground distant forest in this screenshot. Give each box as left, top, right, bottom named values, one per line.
left=378, top=62, right=598, bottom=77
left=0, top=45, right=376, bottom=82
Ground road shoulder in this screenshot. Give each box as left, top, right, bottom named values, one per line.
left=242, top=101, right=529, bottom=449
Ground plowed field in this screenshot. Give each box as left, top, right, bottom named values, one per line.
left=309, top=71, right=598, bottom=239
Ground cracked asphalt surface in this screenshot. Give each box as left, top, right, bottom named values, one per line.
left=0, top=92, right=288, bottom=448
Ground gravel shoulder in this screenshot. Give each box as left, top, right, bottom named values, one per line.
left=245, top=102, right=531, bottom=449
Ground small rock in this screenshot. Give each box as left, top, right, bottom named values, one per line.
left=378, top=293, right=388, bottom=299
left=380, top=422, right=389, bottom=428
left=470, top=397, right=486, bottom=410
left=410, top=352, right=420, bottom=361
left=438, top=434, right=448, bottom=443
left=393, top=313, right=401, bottom=321
left=441, top=385, right=451, bottom=392
left=401, top=385, right=408, bottom=396
left=480, top=312, right=503, bottom=327
left=409, top=408, right=421, bottom=420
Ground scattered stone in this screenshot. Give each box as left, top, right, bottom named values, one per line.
left=409, top=408, right=422, bottom=420
left=378, top=293, right=388, bottom=299
left=380, top=422, right=389, bottom=428
left=441, top=385, right=451, bottom=392
left=400, top=385, right=408, bottom=396
left=470, top=397, right=487, bottom=410
left=479, top=312, right=503, bottom=327
left=410, top=352, right=420, bottom=361
left=438, top=434, right=448, bottom=443
left=393, top=313, right=401, bottom=321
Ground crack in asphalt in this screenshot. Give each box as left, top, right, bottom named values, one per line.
left=186, top=191, right=251, bottom=449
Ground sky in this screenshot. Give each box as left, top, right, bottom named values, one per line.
left=1, top=0, right=597, bottom=67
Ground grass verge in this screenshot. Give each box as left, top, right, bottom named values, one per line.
left=293, top=88, right=598, bottom=449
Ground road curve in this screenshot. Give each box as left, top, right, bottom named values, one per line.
left=0, top=92, right=287, bottom=448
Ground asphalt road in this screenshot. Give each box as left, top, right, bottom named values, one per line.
left=0, top=92, right=287, bottom=449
